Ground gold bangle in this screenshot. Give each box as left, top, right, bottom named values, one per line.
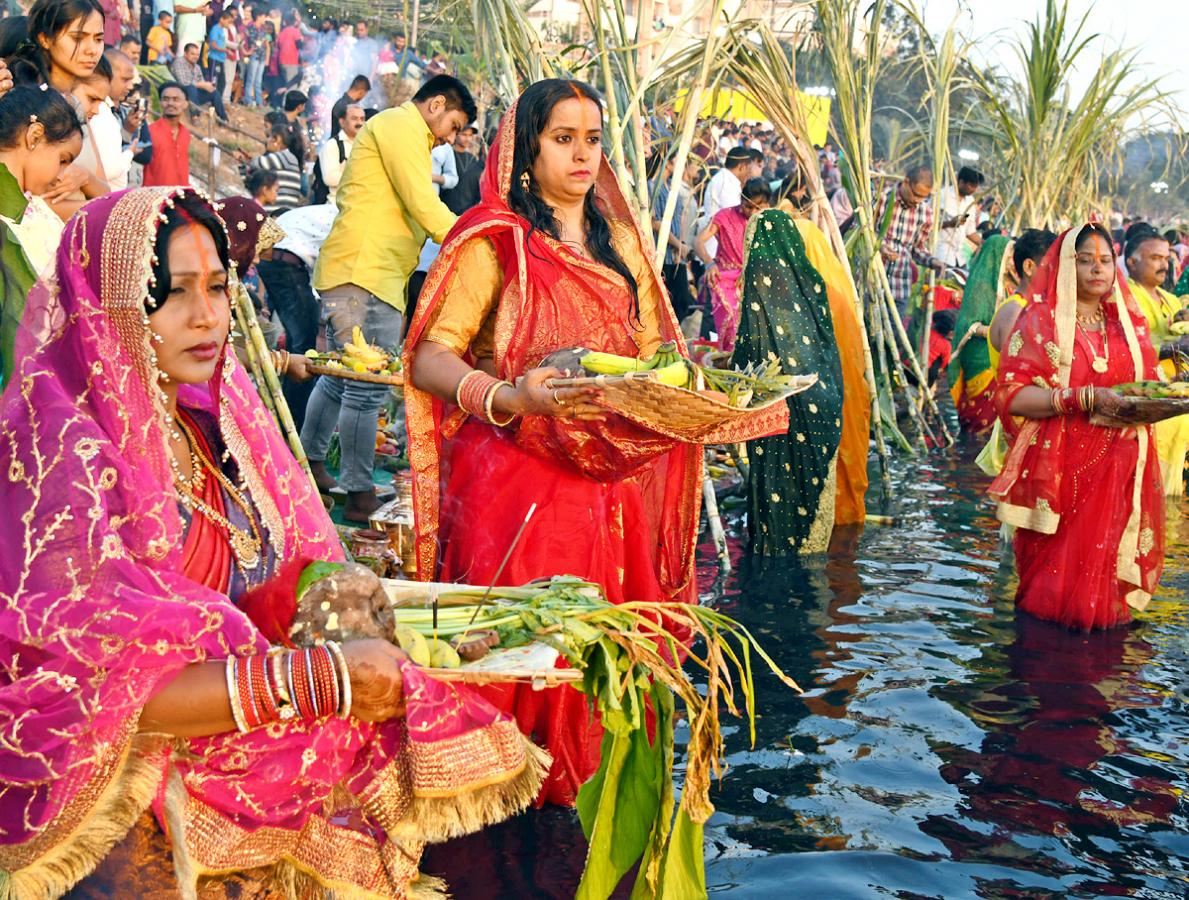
left=484, top=380, right=516, bottom=427
left=454, top=369, right=485, bottom=412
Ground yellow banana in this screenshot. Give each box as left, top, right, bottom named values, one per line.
left=394, top=624, right=431, bottom=666
left=428, top=638, right=462, bottom=669
left=653, top=359, right=693, bottom=388
left=580, top=350, right=650, bottom=375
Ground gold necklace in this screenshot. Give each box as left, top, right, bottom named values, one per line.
left=174, top=415, right=264, bottom=577
left=1077, top=317, right=1110, bottom=374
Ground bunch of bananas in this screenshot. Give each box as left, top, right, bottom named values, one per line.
left=342, top=327, right=390, bottom=374
left=393, top=623, right=462, bottom=668
left=579, top=341, right=694, bottom=388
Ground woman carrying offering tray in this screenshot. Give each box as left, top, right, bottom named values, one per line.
left=990, top=224, right=1172, bottom=631
left=405, top=79, right=703, bottom=806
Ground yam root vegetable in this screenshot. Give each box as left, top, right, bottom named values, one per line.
left=290, top=562, right=395, bottom=645
left=537, top=346, right=592, bottom=375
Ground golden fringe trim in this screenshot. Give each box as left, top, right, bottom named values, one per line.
left=391, top=740, right=551, bottom=845
left=0, top=735, right=166, bottom=900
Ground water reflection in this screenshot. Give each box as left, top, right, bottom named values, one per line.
left=425, top=450, right=1188, bottom=898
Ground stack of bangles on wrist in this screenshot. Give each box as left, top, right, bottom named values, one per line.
left=270, top=349, right=291, bottom=376
left=455, top=369, right=516, bottom=426
left=1049, top=386, right=1096, bottom=416
left=225, top=642, right=352, bottom=732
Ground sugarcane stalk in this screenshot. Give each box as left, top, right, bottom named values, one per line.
left=702, top=449, right=730, bottom=573
left=234, top=284, right=320, bottom=495
left=236, top=306, right=278, bottom=420
left=733, top=442, right=750, bottom=481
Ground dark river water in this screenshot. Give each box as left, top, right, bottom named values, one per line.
left=424, top=440, right=1189, bottom=899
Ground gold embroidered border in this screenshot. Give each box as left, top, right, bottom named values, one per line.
left=995, top=499, right=1060, bottom=534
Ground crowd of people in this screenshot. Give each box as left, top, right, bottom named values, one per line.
left=0, top=0, right=1185, bottom=896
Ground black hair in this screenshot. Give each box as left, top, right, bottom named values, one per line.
left=89, top=51, right=111, bottom=82
left=741, top=177, right=772, bottom=205
left=182, top=42, right=198, bottom=53
left=1123, top=219, right=1153, bottom=242
left=283, top=90, right=306, bottom=112
left=1012, top=228, right=1057, bottom=279
left=157, top=9, right=171, bottom=19
left=724, top=147, right=750, bottom=170
left=158, top=79, right=184, bottom=99
left=1163, top=229, right=1180, bottom=244
left=956, top=166, right=984, bottom=186
left=931, top=308, right=957, bottom=338
left=778, top=166, right=809, bottom=210
left=1074, top=223, right=1115, bottom=255
left=0, top=83, right=80, bottom=148
left=507, top=78, right=640, bottom=324
left=3, top=0, right=104, bottom=86
left=413, top=75, right=476, bottom=122
left=267, top=123, right=291, bottom=144
left=146, top=194, right=232, bottom=312
left=1124, top=228, right=1167, bottom=262
left=905, top=163, right=933, bottom=186
left=349, top=74, right=371, bottom=91
left=245, top=167, right=279, bottom=196
left=747, top=147, right=763, bottom=162
left=283, top=9, right=299, bottom=25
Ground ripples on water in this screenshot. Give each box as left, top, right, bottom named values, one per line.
left=425, top=442, right=1188, bottom=899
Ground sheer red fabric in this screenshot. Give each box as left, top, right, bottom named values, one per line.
left=403, top=95, right=702, bottom=805
left=990, top=226, right=1164, bottom=630
left=177, top=409, right=233, bottom=594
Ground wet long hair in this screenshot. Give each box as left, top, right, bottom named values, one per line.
left=506, top=78, right=640, bottom=323
left=2, top=0, right=105, bottom=87
left=147, top=196, right=232, bottom=312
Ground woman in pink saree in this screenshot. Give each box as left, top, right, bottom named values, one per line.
left=0, top=187, right=545, bottom=898
left=694, top=177, right=772, bottom=350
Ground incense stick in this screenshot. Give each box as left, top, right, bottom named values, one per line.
left=467, top=502, right=538, bottom=626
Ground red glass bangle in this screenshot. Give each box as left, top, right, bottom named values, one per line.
left=250, top=655, right=279, bottom=723
left=236, top=655, right=261, bottom=729
left=289, top=650, right=316, bottom=719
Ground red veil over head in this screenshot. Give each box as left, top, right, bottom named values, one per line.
left=989, top=223, right=1163, bottom=612
left=403, top=91, right=703, bottom=601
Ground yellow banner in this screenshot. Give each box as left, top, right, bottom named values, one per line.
left=674, top=89, right=831, bottom=147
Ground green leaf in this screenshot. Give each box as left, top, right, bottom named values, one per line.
left=630, top=683, right=676, bottom=900
left=656, top=809, right=707, bottom=900
left=294, top=561, right=346, bottom=600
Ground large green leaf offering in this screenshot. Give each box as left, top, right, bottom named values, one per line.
left=379, top=577, right=799, bottom=899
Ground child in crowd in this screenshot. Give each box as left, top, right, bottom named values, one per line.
left=147, top=11, right=175, bottom=65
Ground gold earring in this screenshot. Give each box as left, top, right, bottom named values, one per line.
left=520, top=171, right=530, bottom=191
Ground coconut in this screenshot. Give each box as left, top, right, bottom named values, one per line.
left=290, top=562, right=396, bottom=645
left=537, top=346, right=592, bottom=376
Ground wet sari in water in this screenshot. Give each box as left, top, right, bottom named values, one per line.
left=990, top=226, right=1165, bottom=630
left=403, top=98, right=702, bottom=806
left=949, top=235, right=1014, bottom=435
left=0, top=188, right=543, bottom=899
left=733, top=210, right=843, bottom=554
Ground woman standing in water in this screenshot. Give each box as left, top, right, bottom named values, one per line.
left=694, top=176, right=772, bottom=351
left=405, top=79, right=701, bottom=805
left=734, top=208, right=844, bottom=554
left=0, top=187, right=544, bottom=897
left=991, top=224, right=1166, bottom=630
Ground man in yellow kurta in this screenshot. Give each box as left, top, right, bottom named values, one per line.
left=306, top=75, right=475, bottom=521
left=1125, top=231, right=1189, bottom=496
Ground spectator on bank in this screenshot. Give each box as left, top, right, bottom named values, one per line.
left=312, top=103, right=363, bottom=204
left=308, top=75, right=475, bottom=519
left=118, top=32, right=140, bottom=61
left=245, top=166, right=279, bottom=208
left=142, top=80, right=191, bottom=186
left=76, top=49, right=137, bottom=191
left=146, top=10, right=174, bottom=64
left=440, top=124, right=482, bottom=215
left=276, top=9, right=302, bottom=91
left=240, top=8, right=266, bottom=105
left=206, top=10, right=228, bottom=89
left=172, top=0, right=209, bottom=62
left=262, top=19, right=282, bottom=104
left=246, top=124, right=303, bottom=213
left=118, top=83, right=153, bottom=180
left=222, top=8, right=239, bottom=102
left=330, top=74, right=370, bottom=132
left=98, top=0, right=128, bottom=48
left=171, top=42, right=228, bottom=122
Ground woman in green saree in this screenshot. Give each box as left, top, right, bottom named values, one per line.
left=732, top=208, right=844, bottom=555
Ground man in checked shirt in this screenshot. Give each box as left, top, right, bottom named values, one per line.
left=872, top=163, right=945, bottom=314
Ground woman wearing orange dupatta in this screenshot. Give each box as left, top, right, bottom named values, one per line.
left=990, top=224, right=1166, bottom=631
left=777, top=176, right=871, bottom=524
left=405, top=80, right=702, bottom=806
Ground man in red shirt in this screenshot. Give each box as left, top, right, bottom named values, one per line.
left=142, top=82, right=191, bottom=187
left=276, top=10, right=303, bottom=91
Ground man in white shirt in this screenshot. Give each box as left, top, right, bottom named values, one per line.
left=698, top=146, right=751, bottom=258
left=315, top=103, right=364, bottom=202
left=410, top=141, right=459, bottom=307
left=256, top=202, right=340, bottom=431
left=77, top=49, right=138, bottom=191
left=934, top=165, right=985, bottom=267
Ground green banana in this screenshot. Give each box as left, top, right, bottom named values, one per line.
left=580, top=350, right=652, bottom=375
left=394, top=624, right=431, bottom=666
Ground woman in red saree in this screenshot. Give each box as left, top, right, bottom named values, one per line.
left=0, top=187, right=544, bottom=898
left=405, top=79, right=702, bottom=806
left=990, top=224, right=1166, bottom=630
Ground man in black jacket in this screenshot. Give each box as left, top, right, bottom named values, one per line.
left=440, top=125, right=482, bottom=215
